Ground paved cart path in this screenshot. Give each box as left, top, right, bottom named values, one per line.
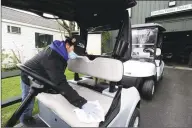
left=141, top=68, right=192, bottom=128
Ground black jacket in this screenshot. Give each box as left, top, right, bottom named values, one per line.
left=21, top=47, right=87, bottom=108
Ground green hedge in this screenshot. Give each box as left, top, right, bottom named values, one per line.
left=2, top=66, right=19, bottom=72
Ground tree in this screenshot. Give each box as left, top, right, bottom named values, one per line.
left=1, top=48, right=20, bottom=70
left=56, top=19, right=76, bottom=37
left=11, top=49, right=22, bottom=63
left=6, top=42, right=23, bottom=63
left=101, top=31, right=111, bottom=53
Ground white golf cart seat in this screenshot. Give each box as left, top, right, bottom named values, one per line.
left=36, top=56, right=124, bottom=127
left=37, top=83, right=113, bottom=127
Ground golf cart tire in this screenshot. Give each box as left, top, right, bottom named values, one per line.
left=142, top=79, right=155, bottom=100
left=128, top=108, right=140, bottom=127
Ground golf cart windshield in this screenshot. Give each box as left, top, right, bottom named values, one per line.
left=131, top=28, right=158, bottom=59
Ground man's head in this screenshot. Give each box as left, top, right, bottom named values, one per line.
left=65, top=37, right=76, bottom=53
left=64, top=37, right=78, bottom=59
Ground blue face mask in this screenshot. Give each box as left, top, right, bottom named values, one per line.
left=68, top=51, right=78, bottom=59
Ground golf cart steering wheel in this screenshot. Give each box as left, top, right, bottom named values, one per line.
left=17, top=64, right=63, bottom=94
left=143, top=47, right=154, bottom=55
left=5, top=64, right=64, bottom=127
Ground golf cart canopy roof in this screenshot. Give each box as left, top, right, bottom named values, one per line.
left=2, top=0, right=136, bottom=30
left=132, top=23, right=166, bottom=32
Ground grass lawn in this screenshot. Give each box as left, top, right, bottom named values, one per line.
left=1, top=69, right=78, bottom=127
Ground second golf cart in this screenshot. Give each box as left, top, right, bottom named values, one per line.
left=78, top=23, right=166, bottom=100
left=122, top=23, right=166, bottom=100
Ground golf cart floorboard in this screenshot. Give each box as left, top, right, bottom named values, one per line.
left=14, top=114, right=48, bottom=127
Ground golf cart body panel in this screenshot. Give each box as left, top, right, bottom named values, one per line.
left=68, top=79, right=140, bottom=127
left=156, top=60, right=164, bottom=81
left=107, top=87, right=140, bottom=127
left=124, top=60, right=156, bottom=77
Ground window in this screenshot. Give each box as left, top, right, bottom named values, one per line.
left=168, top=1, right=176, bottom=7
left=35, top=33, right=53, bottom=48
left=7, top=25, right=21, bottom=34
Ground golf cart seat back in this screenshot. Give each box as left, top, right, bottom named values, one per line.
left=68, top=56, right=124, bottom=82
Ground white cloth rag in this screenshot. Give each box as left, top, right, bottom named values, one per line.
left=73, top=100, right=105, bottom=123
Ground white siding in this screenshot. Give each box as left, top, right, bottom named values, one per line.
left=2, top=20, right=65, bottom=63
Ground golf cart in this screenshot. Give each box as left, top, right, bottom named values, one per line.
left=3, top=0, right=141, bottom=127
left=122, top=23, right=166, bottom=100
left=77, top=23, right=166, bottom=100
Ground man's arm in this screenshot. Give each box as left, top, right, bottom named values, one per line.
left=42, top=58, right=87, bottom=108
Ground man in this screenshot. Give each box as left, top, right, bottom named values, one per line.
left=20, top=38, right=89, bottom=125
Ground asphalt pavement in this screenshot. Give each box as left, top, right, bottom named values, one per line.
left=141, top=67, right=192, bottom=128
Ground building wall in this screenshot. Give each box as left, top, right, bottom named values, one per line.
left=131, top=0, right=192, bottom=24
left=110, top=1, right=192, bottom=47
left=2, top=19, right=65, bottom=63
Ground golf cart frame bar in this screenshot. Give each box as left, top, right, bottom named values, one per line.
left=132, top=23, right=166, bottom=32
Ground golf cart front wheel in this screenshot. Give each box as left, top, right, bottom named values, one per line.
left=142, top=79, right=155, bottom=100
left=128, top=108, right=140, bottom=127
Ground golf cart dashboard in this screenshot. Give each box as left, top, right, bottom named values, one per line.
left=132, top=47, right=155, bottom=59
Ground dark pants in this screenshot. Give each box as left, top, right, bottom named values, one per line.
left=20, top=80, right=35, bottom=123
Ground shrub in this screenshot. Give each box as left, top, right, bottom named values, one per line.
left=2, top=66, right=18, bottom=72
